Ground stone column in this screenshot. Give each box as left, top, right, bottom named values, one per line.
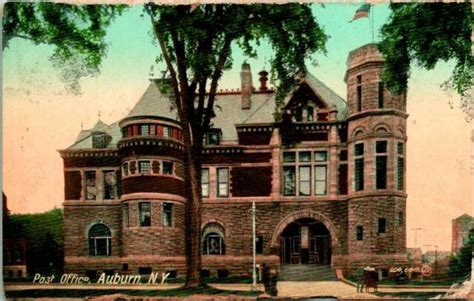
left=270, top=128, right=281, bottom=199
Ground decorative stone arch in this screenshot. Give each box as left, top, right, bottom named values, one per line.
left=373, top=123, right=391, bottom=133
left=351, top=126, right=366, bottom=138
left=270, top=210, right=340, bottom=248
left=201, top=219, right=227, bottom=237
left=398, top=127, right=405, bottom=136
left=85, top=220, right=113, bottom=238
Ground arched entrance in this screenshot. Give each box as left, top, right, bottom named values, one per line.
left=279, top=218, right=331, bottom=265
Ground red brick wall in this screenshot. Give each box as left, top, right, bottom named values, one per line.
left=230, top=167, right=272, bottom=197
left=121, top=176, right=184, bottom=196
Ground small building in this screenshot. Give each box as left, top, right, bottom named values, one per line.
left=406, top=247, right=422, bottom=265
left=452, top=214, right=474, bottom=254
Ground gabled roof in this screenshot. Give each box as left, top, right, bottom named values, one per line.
left=66, top=120, right=121, bottom=150
left=301, top=73, right=347, bottom=120
left=125, top=80, right=178, bottom=121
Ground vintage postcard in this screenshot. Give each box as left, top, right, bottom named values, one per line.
left=2, top=1, right=473, bottom=300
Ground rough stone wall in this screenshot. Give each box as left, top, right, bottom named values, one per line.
left=122, top=201, right=185, bottom=256
left=64, top=205, right=122, bottom=257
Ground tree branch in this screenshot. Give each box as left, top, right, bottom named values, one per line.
left=145, top=5, right=183, bottom=119
left=202, top=36, right=233, bottom=132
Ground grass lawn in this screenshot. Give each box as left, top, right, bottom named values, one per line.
left=5, top=286, right=263, bottom=298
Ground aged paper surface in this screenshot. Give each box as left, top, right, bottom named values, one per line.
left=2, top=1, right=473, bottom=299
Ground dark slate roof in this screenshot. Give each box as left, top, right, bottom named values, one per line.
left=65, top=72, right=347, bottom=148
left=125, top=80, right=178, bottom=121
left=67, top=120, right=121, bottom=150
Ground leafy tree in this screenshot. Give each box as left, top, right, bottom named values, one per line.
left=379, top=2, right=473, bottom=117
left=5, top=208, right=64, bottom=275
left=448, top=232, right=473, bottom=279
left=3, top=3, right=327, bottom=287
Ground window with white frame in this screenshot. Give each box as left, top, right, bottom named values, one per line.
left=201, top=168, right=209, bottom=197
left=103, top=171, right=117, bottom=199
left=88, top=224, right=111, bottom=256
left=282, top=150, right=328, bottom=196
left=163, top=203, right=173, bottom=227
left=138, top=160, right=151, bottom=174
left=375, top=141, right=388, bottom=189
left=217, top=168, right=229, bottom=197
left=123, top=204, right=129, bottom=227
left=122, top=162, right=129, bottom=176
left=162, top=161, right=174, bottom=175
left=139, top=202, right=151, bottom=227
left=354, top=143, right=364, bottom=191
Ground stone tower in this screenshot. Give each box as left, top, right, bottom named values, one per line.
left=345, top=44, right=408, bottom=270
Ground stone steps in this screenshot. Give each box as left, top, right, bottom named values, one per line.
left=279, top=264, right=337, bottom=281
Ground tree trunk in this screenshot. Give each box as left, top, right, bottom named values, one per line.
left=182, top=119, right=203, bottom=288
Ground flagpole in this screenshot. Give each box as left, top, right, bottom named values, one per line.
left=371, top=3, right=374, bottom=43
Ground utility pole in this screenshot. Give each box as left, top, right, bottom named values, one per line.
left=251, top=200, right=257, bottom=291
left=411, top=228, right=422, bottom=249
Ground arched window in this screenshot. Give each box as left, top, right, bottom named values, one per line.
left=202, top=223, right=225, bottom=255
left=88, top=224, right=111, bottom=256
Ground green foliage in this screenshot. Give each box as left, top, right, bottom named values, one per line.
left=5, top=208, right=64, bottom=275
left=448, top=234, right=473, bottom=279
left=379, top=3, right=472, bottom=99
left=3, top=2, right=126, bottom=94
left=145, top=4, right=327, bottom=121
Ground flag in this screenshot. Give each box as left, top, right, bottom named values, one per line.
left=350, top=3, right=371, bottom=22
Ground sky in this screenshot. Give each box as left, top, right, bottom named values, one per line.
left=3, top=3, right=472, bottom=252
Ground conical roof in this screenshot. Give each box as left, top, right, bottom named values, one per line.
left=125, top=80, right=178, bottom=121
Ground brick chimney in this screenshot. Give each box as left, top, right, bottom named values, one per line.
left=258, top=70, right=269, bottom=92
left=240, top=63, right=253, bottom=109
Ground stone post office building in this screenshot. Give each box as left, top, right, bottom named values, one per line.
left=60, top=44, right=408, bottom=279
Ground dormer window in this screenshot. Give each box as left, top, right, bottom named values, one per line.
left=92, top=133, right=108, bottom=149
left=294, top=107, right=303, bottom=122
left=204, top=129, right=222, bottom=145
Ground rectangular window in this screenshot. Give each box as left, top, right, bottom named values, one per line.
left=314, top=151, right=327, bottom=162
left=139, top=202, right=151, bottom=227
left=378, top=218, right=386, bottom=234
left=85, top=171, right=97, bottom=200
left=356, top=225, right=363, bottom=241
left=103, top=171, right=117, bottom=199
left=354, top=143, right=364, bottom=191
left=163, top=127, right=170, bottom=138
left=397, top=142, right=404, bottom=190
left=357, top=75, right=362, bottom=112
left=376, top=141, right=387, bottom=153
left=339, top=150, right=348, bottom=161
left=205, top=130, right=221, bottom=145
left=122, top=162, right=129, bottom=176
left=299, top=151, right=311, bottom=162
left=201, top=168, right=209, bottom=197
left=354, top=143, right=364, bottom=156
left=397, top=211, right=403, bottom=226
left=378, top=81, right=384, bottom=109
left=256, top=236, right=264, bottom=254
left=283, top=166, right=296, bottom=196
left=92, top=134, right=107, bottom=149
left=217, top=168, right=229, bottom=197
left=123, top=204, right=129, bottom=227
left=163, top=203, right=173, bottom=227
left=138, top=267, right=152, bottom=275
left=315, top=166, right=327, bottom=195
left=299, top=166, right=311, bottom=196
left=355, top=158, right=364, bottom=191
left=338, top=164, right=348, bottom=195
left=283, top=152, right=296, bottom=163
left=163, top=161, right=174, bottom=175
left=140, top=125, right=149, bottom=136
left=376, top=156, right=387, bottom=189
left=138, top=161, right=151, bottom=174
